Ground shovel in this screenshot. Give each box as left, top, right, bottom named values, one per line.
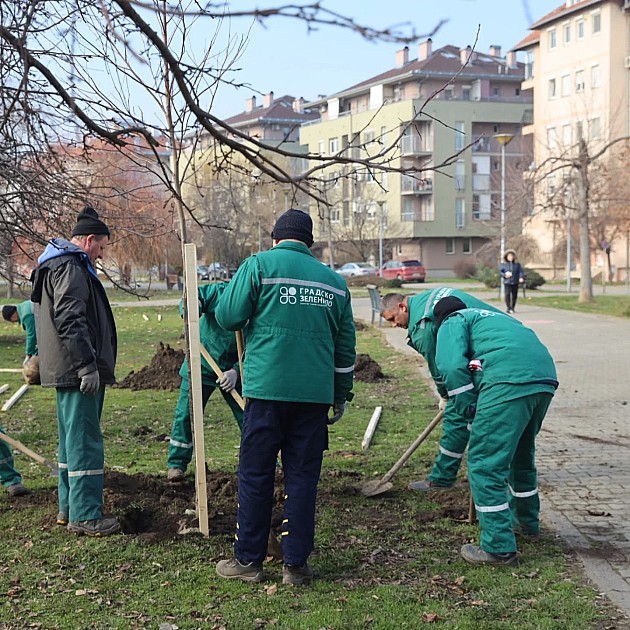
left=0, top=431, right=59, bottom=476
left=361, top=409, right=444, bottom=497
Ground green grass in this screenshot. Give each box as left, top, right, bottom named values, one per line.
left=520, top=294, right=630, bottom=318
left=0, top=303, right=618, bottom=629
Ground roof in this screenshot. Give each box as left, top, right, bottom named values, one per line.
left=307, top=44, right=524, bottom=106
left=511, top=30, right=540, bottom=52
left=224, top=95, right=318, bottom=127
left=530, top=0, right=606, bottom=30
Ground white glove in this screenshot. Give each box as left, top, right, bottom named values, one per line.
left=23, top=355, right=32, bottom=366
left=438, top=397, right=448, bottom=411
left=328, top=402, right=346, bottom=424
left=80, top=370, right=100, bottom=395
left=217, top=368, right=238, bottom=392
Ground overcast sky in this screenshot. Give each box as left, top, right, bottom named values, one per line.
left=204, top=0, right=561, bottom=120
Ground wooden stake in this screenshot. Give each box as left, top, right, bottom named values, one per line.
left=184, top=243, right=209, bottom=537
left=0, top=369, right=23, bottom=373
left=199, top=346, right=245, bottom=411
left=467, top=493, right=477, bottom=525
left=361, top=406, right=383, bottom=451
left=0, top=384, right=9, bottom=395
left=1, top=384, right=29, bottom=412
left=235, top=330, right=245, bottom=386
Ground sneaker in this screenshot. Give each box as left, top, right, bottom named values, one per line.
left=282, top=562, right=314, bottom=586
left=460, top=544, right=519, bottom=566
left=7, top=483, right=30, bottom=497
left=216, top=558, right=264, bottom=582
left=167, top=467, right=185, bottom=482
left=408, top=479, right=453, bottom=492
left=57, top=512, right=69, bottom=526
left=67, top=517, right=121, bottom=537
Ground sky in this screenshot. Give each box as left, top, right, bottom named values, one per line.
left=207, top=0, right=562, bottom=120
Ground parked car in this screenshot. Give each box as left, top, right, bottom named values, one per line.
left=207, top=262, right=229, bottom=280
left=379, top=259, right=427, bottom=282
left=197, top=265, right=209, bottom=281
left=337, top=262, right=378, bottom=278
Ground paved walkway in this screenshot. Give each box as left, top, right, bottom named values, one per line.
left=352, top=289, right=630, bottom=621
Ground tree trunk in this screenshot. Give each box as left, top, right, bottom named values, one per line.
left=576, top=149, right=594, bottom=303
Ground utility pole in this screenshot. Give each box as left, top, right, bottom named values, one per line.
left=494, top=134, right=514, bottom=300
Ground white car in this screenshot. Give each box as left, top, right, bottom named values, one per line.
left=336, top=262, right=378, bottom=278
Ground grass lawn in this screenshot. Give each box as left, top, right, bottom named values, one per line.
left=523, top=294, right=630, bottom=319
left=0, top=303, right=622, bottom=629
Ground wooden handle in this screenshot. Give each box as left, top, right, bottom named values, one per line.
left=199, top=345, right=245, bottom=411
left=235, top=330, right=245, bottom=386
left=0, top=431, right=47, bottom=465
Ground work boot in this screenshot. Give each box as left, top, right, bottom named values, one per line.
left=216, top=559, right=264, bottom=582
left=460, top=544, right=519, bottom=566
left=282, top=562, right=314, bottom=586
left=67, top=517, right=121, bottom=537
left=408, top=479, right=453, bottom=492
left=57, top=512, right=69, bottom=526
left=167, top=467, right=185, bottom=482
left=6, top=483, right=30, bottom=497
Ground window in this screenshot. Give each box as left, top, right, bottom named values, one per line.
left=547, top=127, right=558, bottom=150
left=589, top=117, right=601, bottom=140
left=342, top=201, right=350, bottom=226
left=455, top=121, right=465, bottom=150
left=561, top=74, right=571, bottom=97
left=576, top=121, right=584, bottom=142
left=525, top=51, right=534, bottom=80
left=577, top=19, right=585, bottom=39
left=329, top=137, right=339, bottom=154
left=455, top=160, right=465, bottom=190
left=548, top=78, right=557, bottom=99
left=462, top=87, right=472, bottom=101
left=445, top=238, right=455, bottom=254
left=455, top=199, right=465, bottom=228
left=562, top=123, right=572, bottom=147
left=330, top=204, right=340, bottom=223
left=548, top=28, right=557, bottom=50
left=463, top=237, right=472, bottom=254
left=591, top=64, right=600, bottom=89
left=575, top=70, right=585, bottom=93
left=563, top=22, right=571, bottom=45
left=472, top=194, right=491, bottom=221
left=363, top=130, right=375, bottom=145
left=318, top=140, right=325, bottom=155
left=547, top=175, right=557, bottom=198
left=592, top=12, right=601, bottom=34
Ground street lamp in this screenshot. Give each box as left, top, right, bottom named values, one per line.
left=494, top=133, right=514, bottom=299
left=377, top=201, right=386, bottom=275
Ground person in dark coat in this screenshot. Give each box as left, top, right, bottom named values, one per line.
left=31, top=206, right=120, bottom=536
left=500, top=250, right=525, bottom=314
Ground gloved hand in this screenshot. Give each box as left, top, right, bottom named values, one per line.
left=217, top=368, right=238, bottom=392
left=328, top=402, right=346, bottom=424
left=23, top=355, right=32, bottom=366
left=80, top=370, right=100, bottom=395
left=438, top=397, right=448, bottom=411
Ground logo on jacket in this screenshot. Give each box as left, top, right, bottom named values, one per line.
left=279, top=286, right=297, bottom=305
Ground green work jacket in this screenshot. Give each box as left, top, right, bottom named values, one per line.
left=435, top=308, right=558, bottom=420
left=17, top=300, right=38, bottom=356
left=216, top=241, right=356, bottom=405
left=407, top=288, right=502, bottom=397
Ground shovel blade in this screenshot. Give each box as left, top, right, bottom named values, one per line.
left=360, top=480, right=393, bottom=497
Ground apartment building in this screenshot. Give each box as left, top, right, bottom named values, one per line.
left=299, top=41, right=533, bottom=276
left=513, top=0, right=630, bottom=280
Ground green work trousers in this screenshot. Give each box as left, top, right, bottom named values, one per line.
left=57, top=387, right=105, bottom=522
left=0, top=429, right=22, bottom=488
left=167, top=380, right=243, bottom=472
left=467, top=391, right=553, bottom=554
left=428, top=400, right=469, bottom=486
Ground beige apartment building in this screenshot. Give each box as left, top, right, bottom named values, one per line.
left=513, top=0, right=630, bottom=281
left=299, top=41, right=533, bottom=276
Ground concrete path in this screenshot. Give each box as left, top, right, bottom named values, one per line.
left=352, top=289, right=630, bottom=621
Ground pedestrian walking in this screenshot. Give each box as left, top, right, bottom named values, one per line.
left=214, top=209, right=356, bottom=585
left=500, top=250, right=525, bottom=314
left=31, top=206, right=120, bottom=536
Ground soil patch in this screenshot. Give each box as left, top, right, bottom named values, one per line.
left=115, top=342, right=183, bottom=391
left=354, top=353, right=387, bottom=383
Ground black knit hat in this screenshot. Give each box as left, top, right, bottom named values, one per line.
left=271, top=209, right=313, bottom=247
left=71, top=206, right=110, bottom=238
left=2, top=305, right=17, bottom=322
left=433, top=296, right=467, bottom=327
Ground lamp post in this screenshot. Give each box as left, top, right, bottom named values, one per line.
left=377, top=201, right=385, bottom=275
left=494, top=133, right=514, bottom=299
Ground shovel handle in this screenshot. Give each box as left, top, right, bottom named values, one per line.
left=0, top=431, right=47, bottom=465
left=381, top=409, right=444, bottom=484
left=199, top=345, right=245, bottom=411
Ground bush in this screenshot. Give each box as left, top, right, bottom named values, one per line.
left=523, top=267, right=546, bottom=290
left=344, top=275, right=402, bottom=289
left=474, top=264, right=500, bottom=289
left=453, top=259, right=477, bottom=279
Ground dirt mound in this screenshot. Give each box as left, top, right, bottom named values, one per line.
left=354, top=353, right=386, bottom=383
left=115, top=342, right=184, bottom=391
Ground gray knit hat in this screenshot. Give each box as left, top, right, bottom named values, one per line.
left=71, top=206, right=110, bottom=238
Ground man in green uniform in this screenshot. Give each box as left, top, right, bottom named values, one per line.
left=2, top=301, right=38, bottom=364
left=381, top=288, right=502, bottom=491
left=433, top=296, right=558, bottom=566
left=31, top=206, right=120, bottom=536
left=215, top=209, right=356, bottom=585
left=166, top=282, right=243, bottom=482
left=0, top=432, right=29, bottom=497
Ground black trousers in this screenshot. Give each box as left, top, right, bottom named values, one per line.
left=505, top=284, right=519, bottom=311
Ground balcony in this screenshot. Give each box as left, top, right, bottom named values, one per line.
left=401, top=135, right=432, bottom=156
left=401, top=175, right=433, bottom=194
left=472, top=174, right=491, bottom=192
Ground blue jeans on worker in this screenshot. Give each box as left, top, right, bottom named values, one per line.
left=235, top=399, right=329, bottom=567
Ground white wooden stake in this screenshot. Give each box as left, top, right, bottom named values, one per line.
left=1, top=384, right=29, bottom=412
left=0, top=384, right=9, bottom=395
left=361, top=406, right=383, bottom=451
left=184, top=243, right=209, bottom=537
left=0, top=369, right=23, bottom=373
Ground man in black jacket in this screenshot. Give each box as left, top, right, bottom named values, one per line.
left=31, top=206, right=120, bottom=536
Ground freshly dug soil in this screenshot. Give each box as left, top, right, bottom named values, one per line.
left=115, top=342, right=183, bottom=391
left=354, top=353, right=386, bottom=383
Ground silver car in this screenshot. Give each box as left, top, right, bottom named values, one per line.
left=336, top=262, right=378, bottom=278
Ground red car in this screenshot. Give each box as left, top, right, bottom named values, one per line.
left=379, top=259, right=427, bottom=282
